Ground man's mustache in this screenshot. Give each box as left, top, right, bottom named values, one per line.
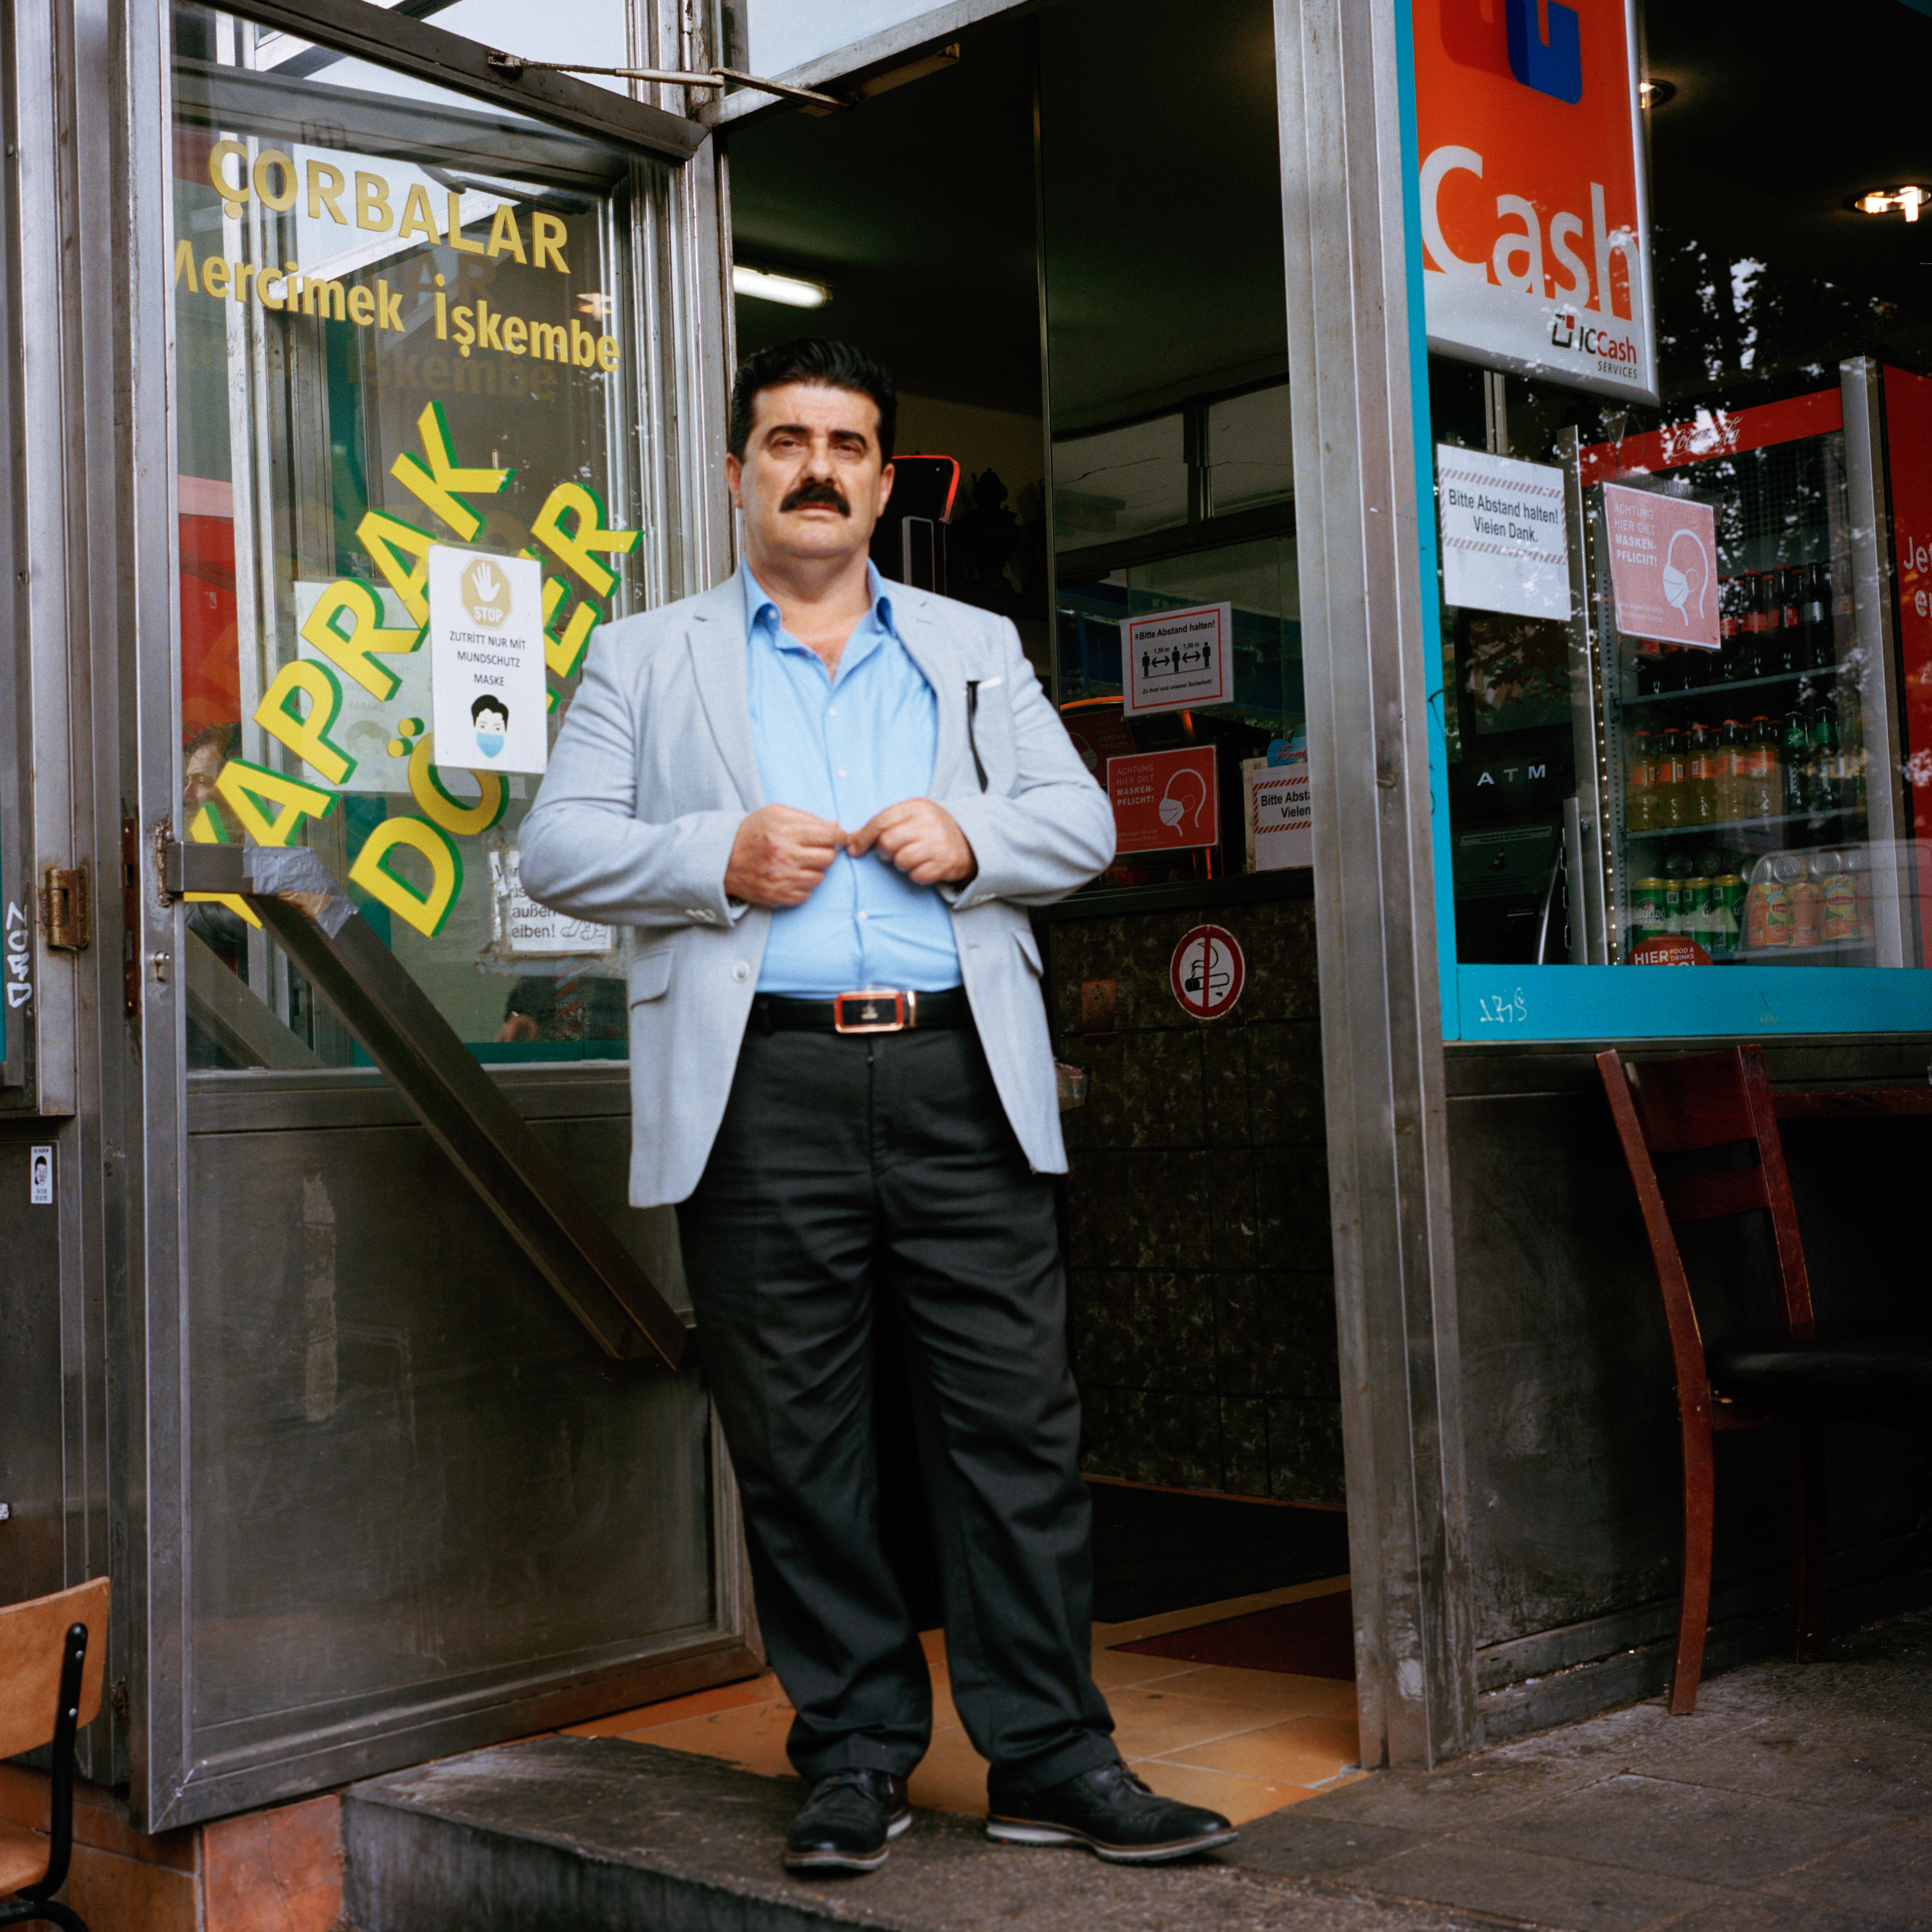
left=780, top=481, right=850, bottom=516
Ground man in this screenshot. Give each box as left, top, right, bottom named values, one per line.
left=519, top=338, right=1235, bottom=1874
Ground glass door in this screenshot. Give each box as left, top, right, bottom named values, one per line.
left=137, top=1, right=750, bottom=1830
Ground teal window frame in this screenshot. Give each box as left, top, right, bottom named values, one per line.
left=1389, top=0, right=1932, bottom=1045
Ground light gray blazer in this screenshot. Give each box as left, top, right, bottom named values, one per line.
left=517, top=575, right=1116, bottom=1209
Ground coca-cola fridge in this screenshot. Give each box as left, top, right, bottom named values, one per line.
left=1564, top=359, right=1921, bottom=969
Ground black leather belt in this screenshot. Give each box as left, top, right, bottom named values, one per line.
left=752, top=987, right=970, bottom=1035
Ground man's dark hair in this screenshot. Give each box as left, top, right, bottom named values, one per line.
left=472, top=694, right=508, bottom=725
left=728, top=338, right=896, bottom=464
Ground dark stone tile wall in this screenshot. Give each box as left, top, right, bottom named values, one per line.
left=1044, top=893, right=1344, bottom=1505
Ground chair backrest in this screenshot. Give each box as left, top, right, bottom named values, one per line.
left=1597, top=1046, right=1815, bottom=1362
left=0, top=1578, right=109, bottom=1760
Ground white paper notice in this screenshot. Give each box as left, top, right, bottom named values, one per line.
left=1436, top=447, right=1571, bottom=621
left=429, top=546, right=547, bottom=776
left=1245, top=760, right=1312, bottom=870
left=489, top=848, right=611, bottom=957
left=1122, top=603, right=1232, bottom=717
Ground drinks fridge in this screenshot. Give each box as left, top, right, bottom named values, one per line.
left=1572, top=361, right=1921, bottom=969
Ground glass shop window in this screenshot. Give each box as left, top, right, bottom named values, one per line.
left=1427, top=1, right=1932, bottom=987
left=173, top=5, right=662, bottom=1069
left=1039, top=0, right=1302, bottom=893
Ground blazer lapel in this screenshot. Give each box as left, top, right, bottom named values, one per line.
left=894, top=592, right=968, bottom=798
left=686, top=577, right=764, bottom=810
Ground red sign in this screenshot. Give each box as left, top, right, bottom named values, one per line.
left=1171, top=925, right=1246, bottom=1021
left=1602, top=484, right=1720, bottom=649
left=1062, top=705, right=1136, bottom=781
left=1628, top=935, right=1711, bottom=967
left=1106, top=746, right=1219, bottom=854
left=1412, top=0, right=1655, bottom=402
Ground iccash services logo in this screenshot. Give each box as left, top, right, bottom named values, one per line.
left=1443, top=0, right=1583, bottom=105
left=461, top=557, right=510, bottom=628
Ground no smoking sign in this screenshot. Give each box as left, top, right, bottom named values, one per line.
left=1170, top=924, right=1245, bottom=1022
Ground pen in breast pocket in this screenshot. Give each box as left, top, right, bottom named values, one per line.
left=965, top=680, right=990, bottom=792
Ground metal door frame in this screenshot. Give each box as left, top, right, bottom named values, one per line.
left=61, top=0, right=759, bottom=1827
left=1274, top=0, right=1477, bottom=1768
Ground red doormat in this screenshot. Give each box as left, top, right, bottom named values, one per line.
left=1113, top=1588, right=1356, bottom=1680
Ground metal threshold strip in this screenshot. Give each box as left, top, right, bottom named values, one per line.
left=165, top=842, right=688, bottom=1371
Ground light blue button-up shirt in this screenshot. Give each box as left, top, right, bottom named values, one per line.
left=743, top=561, right=962, bottom=997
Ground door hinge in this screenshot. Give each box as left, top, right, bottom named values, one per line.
left=40, top=865, right=89, bottom=952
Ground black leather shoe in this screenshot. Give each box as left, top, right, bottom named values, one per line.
left=985, top=1759, right=1238, bottom=1863
left=783, top=1768, right=911, bottom=1873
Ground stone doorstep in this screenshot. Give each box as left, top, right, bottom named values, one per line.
left=341, top=1734, right=1490, bottom=1932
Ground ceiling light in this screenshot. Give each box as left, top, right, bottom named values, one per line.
left=1854, top=185, right=1928, bottom=223
left=1638, top=78, right=1675, bottom=109
left=732, top=266, right=831, bottom=308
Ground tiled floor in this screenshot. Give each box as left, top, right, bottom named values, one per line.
left=563, top=1573, right=1362, bottom=1826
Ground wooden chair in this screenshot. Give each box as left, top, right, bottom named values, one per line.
left=0, top=1579, right=109, bottom=1932
left=1597, top=1047, right=1932, bottom=1715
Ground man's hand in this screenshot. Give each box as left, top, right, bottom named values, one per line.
left=724, top=805, right=846, bottom=908
left=847, top=799, right=977, bottom=886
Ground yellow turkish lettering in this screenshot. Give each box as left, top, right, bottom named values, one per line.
left=251, top=149, right=298, bottom=211
left=201, top=257, right=230, bottom=300
left=354, top=171, right=393, bottom=232
left=304, top=277, right=346, bottom=321
left=407, top=734, right=507, bottom=836
left=208, top=139, right=249, bottom=216
left=446, top=191, right=485, bottom=254
left=356, top=512, right=436, bottom=626
left=185, top=804, right=262, bottom=930
left=348, top=815, right=463, bottom=939
left=396, top=183, right=441, bottom=245
left=254, top=659, right=355, bottom=785
left=537, top=572, right=598, bottom=681
left=485, top=203, right=527, bottom=263
left=530, top=482, right=640, bottom=599
left=348, top=285, right=376, bottom=326
left=597, top=335, right=621, bottom=372
left=306, top=159, right=346, bottom=224
left=390, top=401, right=514, bottom=542
left=231, top=262, right=256, bottom=304
left=172, top=239, right=199, bottom=293
left=531, top=213, right=568, bottom=273
left=212, top=758, right=336, bottom=848
left=300, top=579, right=424, bottom=700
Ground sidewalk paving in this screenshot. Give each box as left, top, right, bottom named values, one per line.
left=1231, top=1605, right=1932, bottom=1930
left=341, top=1606, right=1932, bottom=1931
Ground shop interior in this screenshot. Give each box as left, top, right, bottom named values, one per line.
left=664, top=0, right=1365, bottom=1818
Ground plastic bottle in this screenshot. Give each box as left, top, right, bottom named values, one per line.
left=1746, top=717, right=1781, bottom=820
left=1782, top=707, right=1811, bottom=816
left=1658, top=728, right=1688, bottom=829
left=1687, top=725, right=1717, bottom=825
left=1716, top=720, right=1746, bottom=824
left=1809, top=698, right=1840, bottom=815
left=1625, top=729, right=1655, bottom=833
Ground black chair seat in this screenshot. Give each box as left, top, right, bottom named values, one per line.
left=1710, top=1320, right=1932, bottom=1417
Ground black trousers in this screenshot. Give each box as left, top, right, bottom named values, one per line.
left=676, top=1020, right=1116, bottom=1797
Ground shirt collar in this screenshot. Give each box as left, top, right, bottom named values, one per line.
left=741, top=559, right=897, bottom=645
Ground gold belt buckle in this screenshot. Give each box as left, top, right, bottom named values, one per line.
left=833, top=990, right=914, bottom=1034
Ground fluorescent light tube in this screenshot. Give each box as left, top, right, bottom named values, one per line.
left=732, top=265, right=831, bottom=308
